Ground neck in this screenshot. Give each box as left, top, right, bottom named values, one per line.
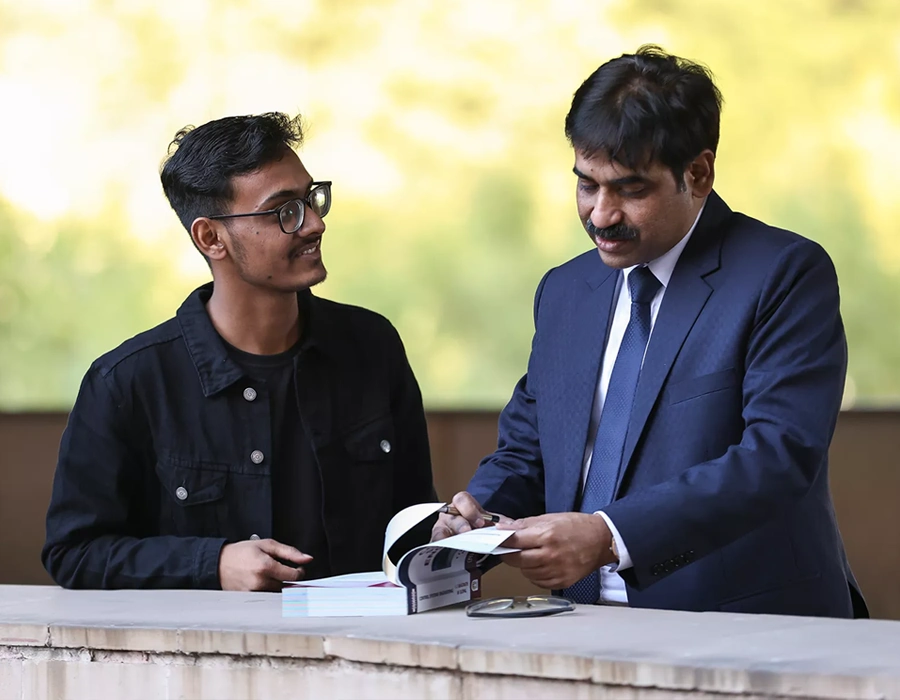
left=206, top=280, right=303, bottom=355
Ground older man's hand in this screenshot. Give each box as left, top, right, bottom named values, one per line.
left=430, top=491, right=512, bottom=541
left=497, top=512, right=615, bottom=589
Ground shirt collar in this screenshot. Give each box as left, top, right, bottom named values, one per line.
left=623, top=200, right=706, bottom=289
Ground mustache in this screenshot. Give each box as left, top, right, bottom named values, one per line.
left=585, top=220, right=639, bottom=241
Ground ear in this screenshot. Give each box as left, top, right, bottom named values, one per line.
left=190, top=217, right=228, bottom=261
left=687, top=149, right=715, bottom=198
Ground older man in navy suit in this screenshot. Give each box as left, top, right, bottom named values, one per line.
left=434, top=46, right=866, bottom=618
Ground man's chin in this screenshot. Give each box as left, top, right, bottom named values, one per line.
left=594, top=238, right=640, bottom=268
left=295, top=267, right=327, bottom=292
left=267, top=267, right=327, bottom=294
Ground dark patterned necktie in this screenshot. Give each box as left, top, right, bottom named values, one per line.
left=563, top=265, right=661, bottom=604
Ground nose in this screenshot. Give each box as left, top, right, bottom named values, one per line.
left=589, top=193, right=623, bottom=230
left=299, top=207, right=326, bottom=237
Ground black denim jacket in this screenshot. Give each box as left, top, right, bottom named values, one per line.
left=42, top=283, right=436, bottom=589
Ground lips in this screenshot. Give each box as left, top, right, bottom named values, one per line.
left=595, top=237, right=633, bottom=253
left=293, top=238, right=321, bottom=258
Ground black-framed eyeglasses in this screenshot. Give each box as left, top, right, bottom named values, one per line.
left=207, top=181, right=332, bottom=234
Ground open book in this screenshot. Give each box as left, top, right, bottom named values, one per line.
left=282, top=502, right=518, bottom=617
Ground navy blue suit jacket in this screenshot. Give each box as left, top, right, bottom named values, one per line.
left=469, top=192, right=867, bottom=618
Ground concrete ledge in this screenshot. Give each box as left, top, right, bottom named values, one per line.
left=1, top=585, right=898, bottom=699
left=46, top=625, right=326, bottom=659
left=0, top=623, right=48, bottom=647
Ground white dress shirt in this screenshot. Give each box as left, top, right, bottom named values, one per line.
left=581, top=204, right=705, bottom=605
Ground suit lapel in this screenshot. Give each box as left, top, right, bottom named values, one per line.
left=616, top=193, right=730, bottom=492
left=556, top=265, right=618, bottom=512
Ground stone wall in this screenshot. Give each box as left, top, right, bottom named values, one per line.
left=1, top=586, right=899, bottom=700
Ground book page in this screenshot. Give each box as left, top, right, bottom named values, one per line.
left=382, top=505, right=523, bottom=584
left=428, top=526, right=518, bottom=554
left=382, top=502, right=446, bottom=584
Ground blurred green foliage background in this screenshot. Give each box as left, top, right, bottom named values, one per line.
left=1, top=0, right=899, bottom=410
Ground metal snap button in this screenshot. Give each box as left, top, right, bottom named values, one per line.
left=175, top=486, right=188, bottom=501
left=379, top=439, right=392, bottom=453
left=250, top=450, right=264, bottom=464
left=243, top=387, right=257, bottom=402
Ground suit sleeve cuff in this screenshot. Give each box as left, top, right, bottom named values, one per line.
left=595, top=510, right=633, bottom=572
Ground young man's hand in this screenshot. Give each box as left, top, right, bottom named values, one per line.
left=218, top=539, right=313, bottom=591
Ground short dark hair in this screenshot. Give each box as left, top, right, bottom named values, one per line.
left=565, top=45, right=722, bottom=186
left=160, top=112, right=304, bottom=236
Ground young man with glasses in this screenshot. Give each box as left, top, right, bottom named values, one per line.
left=43, top=112, right=436, bottom=591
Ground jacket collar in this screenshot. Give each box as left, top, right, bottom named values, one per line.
left=176, top=282, right=323, bottom=398
left=676, top=189, right=731, bottom=278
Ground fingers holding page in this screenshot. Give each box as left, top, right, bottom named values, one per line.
left=431, top=491, right=499, bottom=541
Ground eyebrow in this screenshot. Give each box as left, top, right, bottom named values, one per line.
left=257, top=185, right=310, bottom=210
left=572, top=167, right=648, bottom=187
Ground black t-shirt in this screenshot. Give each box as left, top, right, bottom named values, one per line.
left=225, top=338, right=331, bottom=579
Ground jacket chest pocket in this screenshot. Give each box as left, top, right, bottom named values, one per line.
left=336, top=414, right=395, bottom=507
left=155, top=457, right=229, bottom=538
left=667, top=368, right=739, bottom=405
left=344, top=413, right=395, bottom=463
